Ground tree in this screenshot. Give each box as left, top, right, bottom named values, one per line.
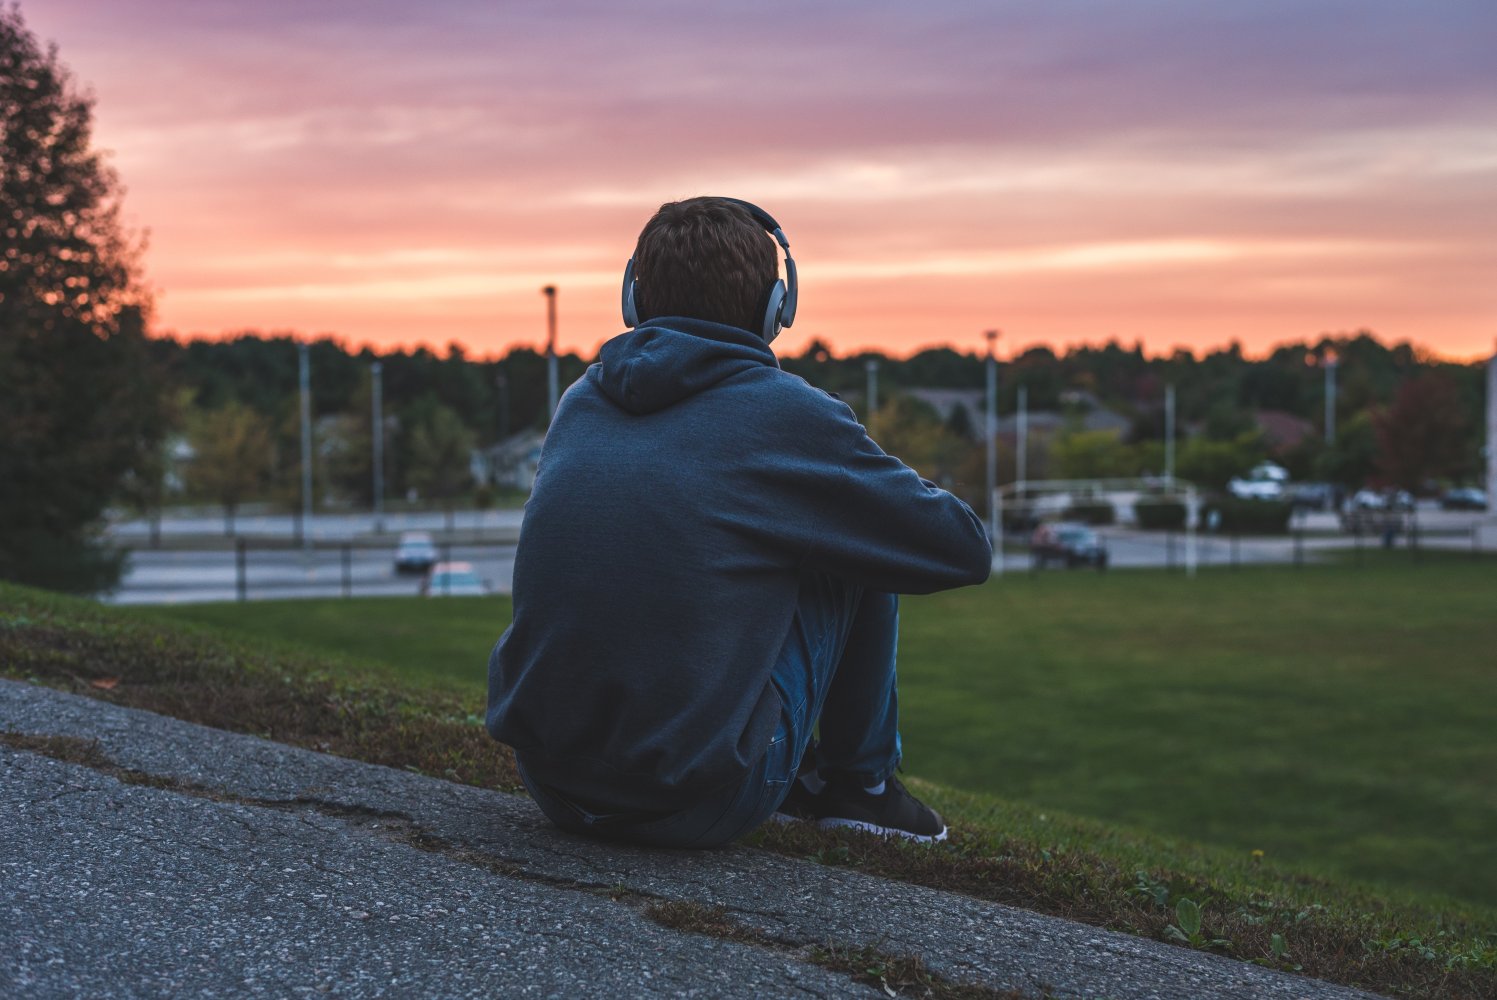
left=1051, top=430, right=1135, bottom=480
left=870, top=395, right=958, bottom=485
left=0, top=8, right=166, bottom=591
left=1176, top=433, right=1265, bottom=492
left=406, top=404, right=476, bottom=530
left=186, top=403, right=274, bottom=535
left=1314, top=411, right=1377, bottom=489
left=1372, top=372, right=1472, bottom=490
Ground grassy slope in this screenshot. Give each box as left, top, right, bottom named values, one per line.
left=142, top=557, right=1497, bottom=911
left=3, top=579, right=1493, bottom=998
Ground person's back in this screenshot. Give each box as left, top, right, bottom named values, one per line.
left=487, top=197, right=991, bottom=848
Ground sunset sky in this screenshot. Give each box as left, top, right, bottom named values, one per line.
left=24, top=1, right=1497, bottom=361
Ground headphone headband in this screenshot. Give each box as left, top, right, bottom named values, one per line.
left=621, top=197, right=798, bottom=343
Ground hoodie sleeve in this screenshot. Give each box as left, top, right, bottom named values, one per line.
left=739, top=379, right=993, bottom=594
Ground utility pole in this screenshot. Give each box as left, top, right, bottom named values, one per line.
left=1165, top=383, right=1176, bottom=486
left=542, top=285, right=559, bottom=423
left=1324, top=349, right=1339, bottom=446
left=298, top=342, right=313, bottom=551
left=984, top=329, right=1000, bottom=544
left=1016, top=385, right=1028, bottom=496
left=1486, top=339, right=1497, bottom=508
left=865, top=358, right=879, bottom=428
left=495, top=364, right=510, bottom=440
left=371, top=361, right=384, bottom=534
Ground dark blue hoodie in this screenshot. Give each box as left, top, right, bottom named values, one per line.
left=486, top=317, right=992, bottom=810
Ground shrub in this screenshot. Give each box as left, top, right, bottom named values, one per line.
left=1134, top=497, right=1188, bottom=530
left=1061, top=499, right=1116, bottom=525
left=1200, top=497, right=1294, bottom=534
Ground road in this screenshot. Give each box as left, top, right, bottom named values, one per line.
left=104, top=505, right=1494, bottom=605
left=108, top=542, right=518, bottom=605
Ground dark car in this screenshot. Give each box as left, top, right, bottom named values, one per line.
left=1030, top=521, right=1108, bottom=570
left=1440, top=488, right=1488, bottom=511
left=394, top=531, right=438, bottom=574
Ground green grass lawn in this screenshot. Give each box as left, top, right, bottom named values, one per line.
left=138, top=556, right=1497, bottom=910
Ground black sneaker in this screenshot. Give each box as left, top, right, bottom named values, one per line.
left=815, top=776, right=947, bottom=843
left=771, top=774, right=826, bottom=824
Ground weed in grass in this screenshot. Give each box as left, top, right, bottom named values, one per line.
left=642, top=901, right=770, bottom=947
left=807, top=942, right=1024, bottom=999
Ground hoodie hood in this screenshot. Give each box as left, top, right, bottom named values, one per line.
left=592, top=316, right=779, bottom=415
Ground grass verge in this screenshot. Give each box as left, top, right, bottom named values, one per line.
left=3, top=580, right=1494, bottom=999
left=142, top=556, right=1497, bottom=910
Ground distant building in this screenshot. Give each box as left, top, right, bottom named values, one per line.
left=902, top=387, right=1130, bottom=442
left=1253, top=410, right=1315, bottom=456
left=477, top=429, right=545, bottom=491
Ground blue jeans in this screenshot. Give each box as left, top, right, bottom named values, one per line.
left=519, top=572, right=902, bottom=848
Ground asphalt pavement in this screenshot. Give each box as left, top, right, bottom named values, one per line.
left=103, top=507, right=1495, bottom=605
left=1, top=680, right=1383, bottom=999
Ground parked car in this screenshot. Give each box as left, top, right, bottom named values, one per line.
left=394, top=531, right=438, bottom=574
left=1030, top=522, right=1108, bottom=570
left=1288, top=482, right=1336, bottom=512
left=1440, top=487, right=1488, bottom=511
left=420, top=561, right=488, bottom=597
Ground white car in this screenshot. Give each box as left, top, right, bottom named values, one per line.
left=421, top=561, right=488, bottom=597
left=1228, top=477, right=1285, bottom=501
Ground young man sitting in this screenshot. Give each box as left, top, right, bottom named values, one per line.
left=486, top=196, right=992, bottom=848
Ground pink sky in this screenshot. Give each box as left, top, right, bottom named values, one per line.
left=23, top=0, right=1497, bottom=361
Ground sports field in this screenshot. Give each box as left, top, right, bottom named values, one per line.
left=139, top=555, right=1497, bottom=909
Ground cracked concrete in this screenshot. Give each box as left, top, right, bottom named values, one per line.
left=0, top=679, right=1382, bottom=999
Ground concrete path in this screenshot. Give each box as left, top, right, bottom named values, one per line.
left=1, top=680, right=1381, bottom=999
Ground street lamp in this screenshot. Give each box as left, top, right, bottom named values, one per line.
left=371, top=361, right=384, bottom=534
left=984, top=329, right=1000, bottom=544
left=542, top=285, right=559, bottom=423
left=1165, top=383, right=1176, bottom=485
left=1307, top=348, right=1339, bottom=446
left=865, top=358, right=879, bottom=428
left=298, top=341, right=313, bottom=550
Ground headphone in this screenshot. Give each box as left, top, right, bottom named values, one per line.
left=621, top=197, right=798, bottom=344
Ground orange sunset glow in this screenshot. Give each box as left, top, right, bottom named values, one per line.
left=24, top=1, right=1497, bottom=361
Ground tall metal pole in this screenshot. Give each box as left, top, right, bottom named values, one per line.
left=984, top=329, right=999, bottom=543
left=542, top=285, right=559, bottom=423
left=865, top=358, right=879, bottom=428
left=495, top=366, right=510, bottom=440
left=1016, top=385, right=1028, bottom=496
left=1486, top=339, right=1497, bottom=506
left=1324, top=350, right=1338, bottom=446
left=1165, top=383, right=1176, bottom=486
left=298, top=342, right=313, bottom=551
left=370, top=361, right=384, bottom=534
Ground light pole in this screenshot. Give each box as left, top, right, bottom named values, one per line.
left=298, top=342, right=313, bottom=551
left=984, top=329, right=1000, bottom=544
left=1324, top=349, right=1338, bottom=446
left=495, top=365, right=510, bottom=440
left=371, top=361, right=384, bottom=535
left=1016, top=384, right=1028, bottom=497
left=542, top=285, right=559, bottom=424
left=865, top=358, right=879, bottom=428
left=1165, top=383, right=1176, bottom=486
left=1308, top=348, right=1339, bottom=446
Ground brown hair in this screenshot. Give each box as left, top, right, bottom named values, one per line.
left=631, top=197, right=778, bottom=333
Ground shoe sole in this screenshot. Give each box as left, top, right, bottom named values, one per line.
left=816, top=817, right=947, bottom=844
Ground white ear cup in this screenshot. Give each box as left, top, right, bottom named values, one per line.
left=621, top=258, right=640, bottom=328
left=761, top=281, right=786, bottom=343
